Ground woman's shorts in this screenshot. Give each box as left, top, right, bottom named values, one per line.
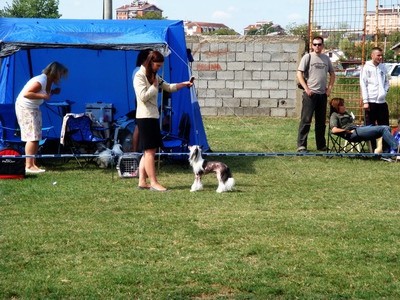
left=136, top=118, right=162, bottom=151
left=15, top=104, right=42, bottom=142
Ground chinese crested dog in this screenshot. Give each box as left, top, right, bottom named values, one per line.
left=188, top=145, right=235, bottom=193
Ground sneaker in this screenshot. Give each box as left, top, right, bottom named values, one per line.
left=381, top=157, right=394, bottom=163
left=297, top=146, right=307, bottom=152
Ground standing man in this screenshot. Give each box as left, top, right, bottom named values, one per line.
left=360, top=47, right=390, bottom=140
left=296, top=36, right=336, bottom=152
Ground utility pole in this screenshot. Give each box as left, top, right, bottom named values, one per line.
left=103, top=0, right=112, bottom=19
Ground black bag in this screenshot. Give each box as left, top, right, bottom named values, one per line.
left=0, top=148, right=25, bottom=179
left=297, top=53, right=311, bottom=90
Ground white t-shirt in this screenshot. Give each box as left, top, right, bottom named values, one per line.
left=16, top=74, right=48, bottom=109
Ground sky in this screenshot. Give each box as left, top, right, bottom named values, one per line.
left=54, top=0, right=309, bottom=34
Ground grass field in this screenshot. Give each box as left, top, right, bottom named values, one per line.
left=1, top=116, right=400, bottom=299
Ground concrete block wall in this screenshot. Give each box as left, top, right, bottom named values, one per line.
left=186, top=35, right=303, bottom=117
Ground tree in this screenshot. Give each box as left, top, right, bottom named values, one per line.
left=0, top=0, right=61, bottom=18
left=136, top=11, right=165, bottom=20
left=204, top=28, right=238, bottom=36
left=246, top=21, right=282, bottom=36
left=286, top=22, right=309, bottom=52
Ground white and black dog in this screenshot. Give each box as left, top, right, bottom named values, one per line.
left=188, top=145, right=235, bottom=193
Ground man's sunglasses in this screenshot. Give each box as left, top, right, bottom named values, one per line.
left=313, top=43, right=323, bottom=46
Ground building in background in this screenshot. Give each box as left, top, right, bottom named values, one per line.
left=184, top=21, right=230, bottom=35
left=116, top=0, right=162, bottom=20
left=366, top=5, right=400, bottom=35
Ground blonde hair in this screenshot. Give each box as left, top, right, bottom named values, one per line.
left=42, top=61, right=68, bottom=79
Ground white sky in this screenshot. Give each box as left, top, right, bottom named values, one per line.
left=57, top=0, right=309, bottom=34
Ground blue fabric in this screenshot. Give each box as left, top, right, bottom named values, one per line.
left=0, top=18, right=210, bottom=152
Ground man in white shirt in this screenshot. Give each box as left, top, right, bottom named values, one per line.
left=360, top=47, right=390, bottom=151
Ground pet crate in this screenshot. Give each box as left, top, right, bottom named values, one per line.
left=116, top=153, right=140, bottom=178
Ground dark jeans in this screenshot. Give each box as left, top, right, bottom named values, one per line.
left=364, top=102, right=389, bottom=151
left=297, top=92, right=327, bottom=149
left=364, top=102, right=389, bottom=126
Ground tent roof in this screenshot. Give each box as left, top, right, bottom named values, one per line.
left=0, top=18, right=183, bottom=56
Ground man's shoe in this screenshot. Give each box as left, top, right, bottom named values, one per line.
left=297, top=146, right=308, bottom=153
left=317, top=146, right=328, bottom=151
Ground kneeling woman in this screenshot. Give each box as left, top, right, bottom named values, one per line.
left=133, top=50, right=193, bottom=191
left=329, top=97, right=398, bottom=153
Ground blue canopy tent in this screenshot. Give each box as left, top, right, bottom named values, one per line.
left=0, top=17, right=209, bottom=151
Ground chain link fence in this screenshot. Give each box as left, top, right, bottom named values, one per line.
left=310, top=0, right=400, bottom=123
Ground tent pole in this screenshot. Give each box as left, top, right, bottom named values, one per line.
left=27, top=49, right=33, bottom=78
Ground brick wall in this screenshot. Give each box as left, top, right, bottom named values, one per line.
left=186, top=35, right=303, bottom=117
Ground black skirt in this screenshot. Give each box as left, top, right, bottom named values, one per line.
left=136, top=118, right=162, bottom=151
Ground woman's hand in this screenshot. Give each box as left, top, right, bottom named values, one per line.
left=153, top=77, right=159, bottom=87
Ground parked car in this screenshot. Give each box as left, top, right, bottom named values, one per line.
left=387, top=63, right=400, bottom=86
left=344, top=66, right=361, bottom=77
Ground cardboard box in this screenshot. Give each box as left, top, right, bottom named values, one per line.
left=85, top=102, right=113, bottom=122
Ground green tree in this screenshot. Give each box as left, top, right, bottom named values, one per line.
left=136, top=11, right=165, bottom=20
left=247, top=21, right=280, bottom=36
left=286, top=22, right=309, bottom=52
left=0, top=0, right=61, bottom=18
left=204, top=28, right=238, bottom=36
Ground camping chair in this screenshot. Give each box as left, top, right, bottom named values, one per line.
left=327, top=105, right=373, bottom=155
left=161, top=112, right=191, bottom=160
left=0, top=104, right=52, bottom=153
left=327, top=130, right=371, bottom=154
left=63, top=114, right=108, bottom=166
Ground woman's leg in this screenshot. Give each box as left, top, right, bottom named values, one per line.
left=380, top=126, right=398, bottom=150
left=138, top=154, right=149, bottom=188
left=132, top=126, right=139, bottom=152
left=25, top=141, right=39, bottom=169
left=143, top=148, right=166, bottom=191
left=352, top=126, right=398, bottom=151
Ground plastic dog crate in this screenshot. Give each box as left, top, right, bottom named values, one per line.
left=116, top=153, right=140, bottom=178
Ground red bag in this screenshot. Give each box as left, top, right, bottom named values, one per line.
left=0, top=148, right=25, bottom=179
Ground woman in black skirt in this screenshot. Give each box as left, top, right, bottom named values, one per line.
left=133, top=50, right=193, bottom=191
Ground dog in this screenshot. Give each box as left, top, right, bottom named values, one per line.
left=95, top=143, right=123, bottom=168
left=188, top=145, right=235, bottom=193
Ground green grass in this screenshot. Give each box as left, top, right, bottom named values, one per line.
left=1, top=116, right=400, bottom=299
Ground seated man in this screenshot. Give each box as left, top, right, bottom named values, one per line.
left=329, top=97, right=398, bottom=154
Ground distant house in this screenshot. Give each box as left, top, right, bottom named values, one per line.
left=184, top=21, right=230, bottom=36
left=391, top=42, right=400, bottom=57
left=116, top=1, right=162, bottom=20
left=326, top=49, right=346, bottom=64
left=244, top=21, right=285, bottom=35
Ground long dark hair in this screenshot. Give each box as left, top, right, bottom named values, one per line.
left=143, top=50, right=164, bottom=84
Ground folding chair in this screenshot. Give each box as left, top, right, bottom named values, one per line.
left=327, top=130, right=371, bottom=154
left=0, top=104, right=52, bottom=153
left=62, top=114, right=108, bottom=166
left=161, top=112, right=191, bottom=158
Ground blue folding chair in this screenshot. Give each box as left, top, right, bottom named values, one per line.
left=64, top=114, right=108, bottom=166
